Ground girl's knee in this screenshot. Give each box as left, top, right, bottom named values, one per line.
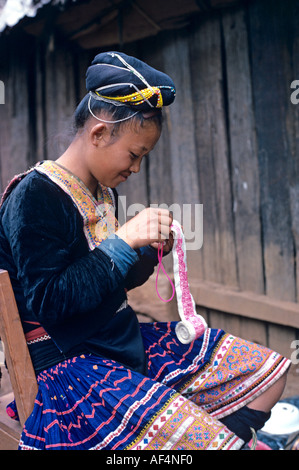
left=248, top=370, right=288, bottom=413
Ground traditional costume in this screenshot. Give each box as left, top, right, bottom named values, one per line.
left=0, top=52, right=290, bottom=450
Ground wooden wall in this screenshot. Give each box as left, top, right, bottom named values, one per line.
left=0, top=0, right=298, bottom=381
left=133, top=1, right=299, bottom=305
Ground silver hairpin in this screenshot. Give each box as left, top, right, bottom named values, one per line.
left=88, top=95, right=138, bottom=124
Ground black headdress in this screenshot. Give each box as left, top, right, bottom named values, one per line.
left=86, top=51, right=176, bottom=114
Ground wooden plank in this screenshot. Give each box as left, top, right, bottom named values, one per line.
left=207, top=309, right=242, bottom=338
left=32, top=40, right=87, bottom=165
left=290, top=182, right=299, bottom=304
left=44, top=42, right=78, bottom=161
left=44, top=44, right=59, bottom=161
left=34, top=42, right=43, bottom=163
left=205, top=305, right=268, bottom=346
left=190, top=280, right=299, bottom=328
left=55, top=45, right=78, bottom=154
left=238, top=316, right=267, bottom=347
left=7, top=34, right=31, bottom=178
left=267, top=324, right=297, bottom=359
left=189, top=16, right=238, bottom=286
left=222, top=7, right=264, bottom=294
left=164, top=31, right=204, bottom=279
left=142, top=35, right=174, bottom=208
left=208, top=309, right=269, bottom=347
left=281, top=362, right=299, bottom=399
left=76, top=49, right=92, bottom=102
left=0, top=38, right=9, bottom=193
left=288, top=0, right=299, bottom=302
left=0, top=270, right=38, bottom=427
left=0, top=391, right=22, bottom=450
left=248, top=0, right=296, bottom=302
left=141, top=33, right=202, bottom=274
left=0, top=34, right=31, bottom=190
left=161, top=31, right=200, bottom=208
left=0, top=423, right=20, bottom=450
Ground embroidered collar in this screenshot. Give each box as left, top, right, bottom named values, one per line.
left=36, top=161, right=118, bottom=250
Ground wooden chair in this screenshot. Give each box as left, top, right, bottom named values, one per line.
left=0, top=269, right=38, bottom=432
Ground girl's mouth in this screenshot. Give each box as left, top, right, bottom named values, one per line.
left=120, top=172, right=131, bottom=181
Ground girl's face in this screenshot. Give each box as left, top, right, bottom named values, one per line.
left=87, top=120, right=161, bottom=188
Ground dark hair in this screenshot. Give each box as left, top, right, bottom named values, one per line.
left=74, top=94, right=163, bottom=135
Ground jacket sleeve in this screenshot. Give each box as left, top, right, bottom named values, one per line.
left=109, top=188, right=168, bottom=291
left=124, top=246, right=159, bottom=290
left=2, top=172, right=139, bottom=330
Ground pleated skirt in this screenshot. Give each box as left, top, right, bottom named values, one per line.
left=18, top=322, right=290, bottom=450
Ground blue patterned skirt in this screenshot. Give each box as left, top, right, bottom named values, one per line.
left=18, top=322, right=290, bottom=450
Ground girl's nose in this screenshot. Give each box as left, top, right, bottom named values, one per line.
left=129, top=158, right=142, bottom=173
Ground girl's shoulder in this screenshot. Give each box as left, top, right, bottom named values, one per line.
left=3, top=166, right=73, bottom=204
left=1, top=167, right=77, bottom=224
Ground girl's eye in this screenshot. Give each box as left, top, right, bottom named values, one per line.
left=130, top=152, right=139, bottom=160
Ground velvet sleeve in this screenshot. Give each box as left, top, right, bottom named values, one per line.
left=108, top=188, right=162, bottom=290
left=123, top=246, right=159, bottom=291
left=2, top=172, right=139, bottom=330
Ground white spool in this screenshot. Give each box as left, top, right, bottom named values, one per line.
left=175, top=321, right=197, bottom=344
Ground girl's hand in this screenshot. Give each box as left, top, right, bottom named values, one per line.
left=115, top=208, right=173, bottom=250
left=150, top=232, right=174, bottom=254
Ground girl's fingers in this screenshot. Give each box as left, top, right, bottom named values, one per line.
left=116, top=208, right=173, bottom=249
left=157, top=210, right=173, bottom=237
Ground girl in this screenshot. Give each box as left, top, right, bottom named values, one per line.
left=0, top=52, right=289, bottom=450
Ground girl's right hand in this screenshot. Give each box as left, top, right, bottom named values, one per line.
left=115, top=207, right=173, bottom=249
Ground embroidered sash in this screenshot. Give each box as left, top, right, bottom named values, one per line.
left=156, top=220, right=208, bottom=344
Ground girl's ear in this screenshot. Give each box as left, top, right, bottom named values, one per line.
left=89, top=123, right=109, bottom=146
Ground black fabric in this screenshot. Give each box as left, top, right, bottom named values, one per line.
left=0, top=170, right=159, bottom=375
left=86, top=51, right=176, bottom=111
left=220, top=406, right=271, bottom=443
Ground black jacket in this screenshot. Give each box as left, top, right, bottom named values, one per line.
left=0, top=170, right=159, bottom=375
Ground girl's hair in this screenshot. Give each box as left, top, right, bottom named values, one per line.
left=74, top=94, right=163, bottom=135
